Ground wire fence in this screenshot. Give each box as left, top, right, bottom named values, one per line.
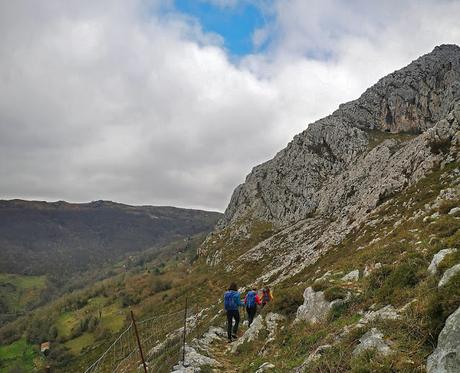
left=83, top=301, right=196, bottom=373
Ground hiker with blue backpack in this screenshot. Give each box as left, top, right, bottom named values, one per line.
left=224, top=282, right=244, bottom=342
left=244, top=288, right=261, bottom=327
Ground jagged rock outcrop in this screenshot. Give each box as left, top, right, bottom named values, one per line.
left=218, top=45, right=460, bottom=230
left=202, top=45, right=460, bottom=286
left=427, top=305, right=460, bottom=373
left=295, top=287, right=350, bottom=324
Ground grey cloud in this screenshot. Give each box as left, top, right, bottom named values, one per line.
left=1, top=0, right=460, bottom=211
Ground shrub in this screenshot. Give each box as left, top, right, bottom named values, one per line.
left=324, top=287, right=347, bottom=302
left=48, top=343, right=73, bottom=368
left=152, top=279, right=172, bottom=294
left=272, top=286, right=304, bottom=318
left=312, top=281, right=328, bottom=292
left=94, top=326, right=111, bottom=341
left=384, top=262, right=420, bottom=289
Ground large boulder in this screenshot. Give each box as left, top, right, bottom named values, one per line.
left=295, top=287, right=332, bottom=324
left=427, top=305, right=460, bottom=372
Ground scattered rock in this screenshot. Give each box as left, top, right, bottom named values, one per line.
left=448, top=207, right=460, bottom=215
left=193, top=326, right=225, bottom=351
left=341, top=269, right=360, bottom=282
left=255, top=362, right=275, bottom=372
left=294, top=344, right=332, bottom=372
left=364, top=263, right=382, bottom=277
left=428, top=249, right=457, bottom=274
left=360, top=305, right=400, bottom=325
left=185, top=346, right=218, bottom=367
left=427, top=305, right=460, bottom=373
left=170, top=364, right=196, bottom=373
left=314, top=271, right=332, bottom=283
left=171, top=346, right=219, bottom=372
left=231, top=315, right=264, bottom=353
left=353, top=328, right=392, bottom=356
left=438, top=264, right=460, bottom=287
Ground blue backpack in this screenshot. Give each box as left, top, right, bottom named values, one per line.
left=224, top=290, right=236, bottom=310
left=246, top=291, right=256, bottom=308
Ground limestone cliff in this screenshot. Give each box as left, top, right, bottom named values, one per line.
left=219, top=44, right=460, bottom=229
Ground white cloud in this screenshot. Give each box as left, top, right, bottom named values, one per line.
left=0, top=0, right=460, bottom=211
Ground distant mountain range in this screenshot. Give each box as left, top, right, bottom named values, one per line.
left=0, top=199, right=221, bottom=275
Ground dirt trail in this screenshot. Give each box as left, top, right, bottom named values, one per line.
left=209, top=338, right=239, bottom=373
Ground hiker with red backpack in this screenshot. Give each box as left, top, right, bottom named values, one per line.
left=224, top=282, right=244, bottom=342
left=261, top=287, right=273, bottom=307
left=244, top=288, right=261, bottom=327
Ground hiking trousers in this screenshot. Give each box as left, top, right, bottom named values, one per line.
left=246, top=306, right=257, bottom=327
left=226, top=309, right=240, bottom=340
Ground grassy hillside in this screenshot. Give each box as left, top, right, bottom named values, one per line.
left=0, top=164, right=459, bottom=372
left=0, top=199, right=221, bottom=276
left=0, top=274, right=47, bottom=314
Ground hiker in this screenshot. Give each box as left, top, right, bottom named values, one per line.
left=261, top=287, right=273, bottom=307
left=224, top=282, right=244, bottom=342
left=244, top=288, right=261, bottom=327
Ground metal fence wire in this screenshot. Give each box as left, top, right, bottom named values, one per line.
left=83, top=300, right=193, bottom=373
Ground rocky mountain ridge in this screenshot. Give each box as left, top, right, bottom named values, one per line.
left=199, top=44, right=460, bottom=287
left=219, top=44, right=460, bottom=228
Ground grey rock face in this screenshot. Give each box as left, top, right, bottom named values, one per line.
left=295, top=287, right=332, bottom=324
left=439, top=264, right=460, bottom=287
left=203, top=46, right=460, bottom=286
left=427, top=305, right=460, bottom=373
left=218, top=45, right=460, bottom=229
left=352, top=328, right=392, bottom=356
left=429, top=249, right=458, bottom=274
left=341, top=269, right=360, bottom=282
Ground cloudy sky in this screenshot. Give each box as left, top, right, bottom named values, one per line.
left=1, top=0, right=460, bottom=211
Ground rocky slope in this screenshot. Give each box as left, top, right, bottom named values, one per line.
left=220, top=44, right=460, bottom=228
left=0, top=199, right=221, bottom=275
left=188, top=45, right=460, bottom=372
left=200, top=44, right=460, bottom=284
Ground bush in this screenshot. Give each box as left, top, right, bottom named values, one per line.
left=94, top=326, right=111, bottom=341
left=48, top=343, right=73, bottom=368
left=311, top=281, right=328, bottom=292
left=152, top=279, right=172, bottom=294
left=271, top=286, right=304, bottom=317
left=384, top=262, right=420, bottom=289
left=324, top=287, right=347, bottom=302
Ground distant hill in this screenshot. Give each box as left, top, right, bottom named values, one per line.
left=0, top=199, right=221, bottom=275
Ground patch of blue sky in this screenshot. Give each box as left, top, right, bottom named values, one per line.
left=174, top=0, right=272, bottom=56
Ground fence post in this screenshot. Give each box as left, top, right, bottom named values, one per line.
left=182, top=297, right=188, bottom=365
left=131, top=310, right=148, bottom=373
